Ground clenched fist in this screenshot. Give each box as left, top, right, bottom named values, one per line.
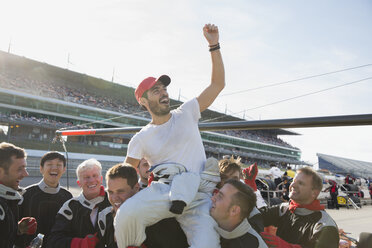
left=203, top=23, right=219, bottom=46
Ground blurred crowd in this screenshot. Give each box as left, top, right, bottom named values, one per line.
left=1, top=71, right=297, bottom=150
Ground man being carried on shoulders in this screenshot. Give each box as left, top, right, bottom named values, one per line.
left=115, top=23, right=225, bottom=248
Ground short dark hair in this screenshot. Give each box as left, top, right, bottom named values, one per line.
left=297, top=167, right=323, bottom=192
left=40, top=151, right=66, bottom=167
left=140, top=91, right=149, bottom=111
left=106, top=163, right=138, bottom=188
left=225, top=179, right=256, bottom=220
left=0, top=142, right=26, bottom=172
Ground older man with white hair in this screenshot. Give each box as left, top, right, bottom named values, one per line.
left=48, top=158, right=110, bottom=248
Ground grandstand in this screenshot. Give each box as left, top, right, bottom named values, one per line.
left=24, top=149, right=123, bottom=178
left=0, top=50, right=306, bottom=169
left=317, top=153, right=372, bottom=179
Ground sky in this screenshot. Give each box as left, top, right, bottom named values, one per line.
left=1, top=0, right=372, bottom=166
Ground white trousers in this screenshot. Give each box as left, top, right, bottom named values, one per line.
left=114, top=181, right=220, bottom=248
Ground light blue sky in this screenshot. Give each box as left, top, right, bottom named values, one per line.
left=1, top=0, right=371, bottom=165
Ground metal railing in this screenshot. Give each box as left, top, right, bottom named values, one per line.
left=55, top=113, right=372, bottom=136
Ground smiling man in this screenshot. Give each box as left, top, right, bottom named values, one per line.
left=117, top=23, right=225, bottom=248
left=98, top=163, right=188, bottom=248
left=0, top=142, right=37, bottom=248
left=18, top=151, right=73, bottom=248
left=96, top=163, right=140, bottom=248
left=106, top=164, right=139, bottom=213
left=260, top=167, right=339, bottom=248
left=48, top=158, right=110, bottom=248
left=210, top=179, right=267, bottom=248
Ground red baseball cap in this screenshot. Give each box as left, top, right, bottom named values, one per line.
left=135, top=75, right=171, bottom=103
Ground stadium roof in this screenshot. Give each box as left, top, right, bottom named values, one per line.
left=317, top=153, right=372, bottom=178
left=0, top=50, right=299, bottom=136
left=264, top=129, right=299, bottom=136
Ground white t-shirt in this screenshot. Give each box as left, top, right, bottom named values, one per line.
left=127, top=98, right=206, bottom=173
left=255, top=190, right=267, bottom=208
left=269, top=166, right=282, bottom=179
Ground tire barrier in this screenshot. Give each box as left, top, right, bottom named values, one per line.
left=256, top=177, right=283, bottom=206
left=341, top=184, right=359, bottom=192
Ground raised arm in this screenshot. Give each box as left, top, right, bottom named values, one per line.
left=197, top=23, right=225, bottom=113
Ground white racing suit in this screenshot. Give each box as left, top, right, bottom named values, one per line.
left=114, top=158, right=221, bottom=248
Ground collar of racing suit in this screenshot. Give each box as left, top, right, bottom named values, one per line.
left=216, top=218, right=252, bottom=239
left=38, top=179, right=61, bottom=194
left=77, top=187, right=105, bottom=210
left=289, top=199, right=325, bottom=213
left=0, top=183, right=24, bottom=202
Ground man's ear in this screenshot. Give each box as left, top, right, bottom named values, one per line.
left=229, top=205, right=241, bottom=218
left=139, top=97, right=147, bottom=106
left=77, top=180, right=81, bottom=187
left=312, top=189, right=320, bottom=199
left=134, top=182, right=140, bottom=192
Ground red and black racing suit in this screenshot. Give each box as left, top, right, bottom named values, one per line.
left=260, top=202, right=339, bottom=248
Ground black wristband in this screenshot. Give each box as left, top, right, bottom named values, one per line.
left=209, top=43, right=220, bottom=52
